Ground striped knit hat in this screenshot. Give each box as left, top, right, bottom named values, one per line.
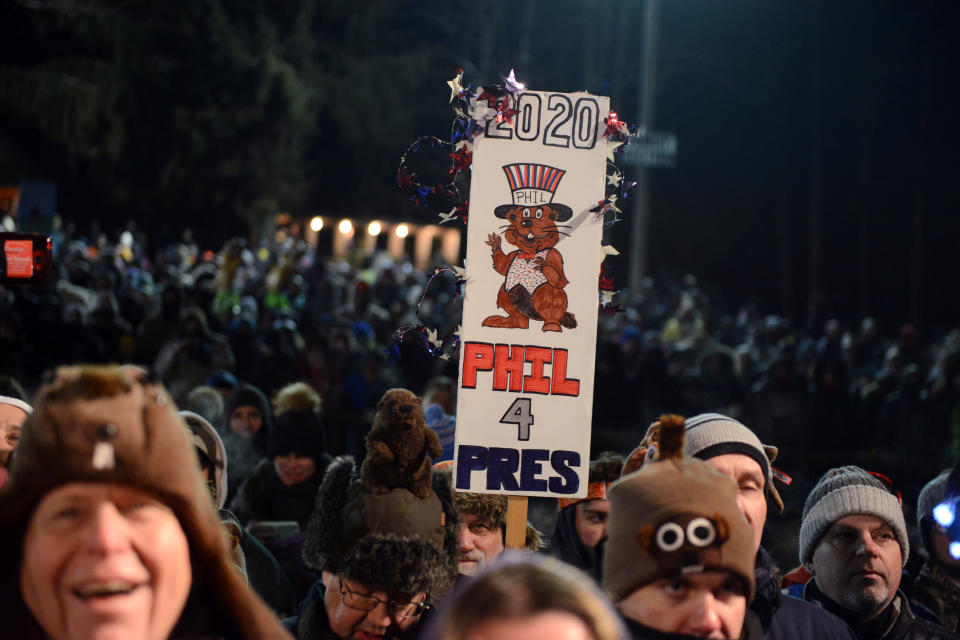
left=682, top=413, right=784, bottom=512
left=916, top=469, right=949, bottom=529
left=799, top=466, right=908, bottom=567
left=0, top=395, right=32, bottom=416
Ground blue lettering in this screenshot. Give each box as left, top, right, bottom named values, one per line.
left=487, top=447, right=520, bottom=490
left=457, top=445, right=488, bottom=489
left=519, top=449, right=549, bottom=491
left=549, top=450, right=580, bottom=494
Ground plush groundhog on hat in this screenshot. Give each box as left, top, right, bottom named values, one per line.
left=303, top=387, right=458, bottom=600
left=362, top=388, right=443, bottom=499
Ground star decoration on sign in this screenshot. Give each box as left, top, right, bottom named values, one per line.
left=504, top=69, right=525, bottom=95
left=600, top=245, right=620, bottom=263
left=607, top=170, right=622, bottom=188
left=438, top=208, right=459, bottom=224
left=606, top=140, right=624, bottom=162
left=447, top=70, right=464, bottom=103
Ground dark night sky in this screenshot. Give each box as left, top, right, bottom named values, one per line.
left=2, top=0, right=958, bottom=332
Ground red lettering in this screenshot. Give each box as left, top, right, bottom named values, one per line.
left=550, top=348, right=581, bottom=396
left=462, top=342, right=494, bottom=388
left=493, top=344, right=525, bottom=392
left=523, top=346, right=553, bottom=394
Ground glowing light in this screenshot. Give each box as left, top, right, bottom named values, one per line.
left=338, top=219, right=353, bottom=235
left=257, top=248, right=270, bottom=262
left=310, top=216, right=323, bottom=232
left=934, top=501, right=956, bottom=528
left=368, top=221, right=382, bottom=236
left=120, top=230, right=133, bottom=248
left=952, top=542, right=960, bottom=560
left=395, top=224, right=409, bottom=239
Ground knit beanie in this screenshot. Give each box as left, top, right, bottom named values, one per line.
left=603, top=416, right=756, bottom=603
left=223, top=384, right=272, bottom=432
left=682, top=413, right=784, bottom=512
left=799, top=465, right=908, bottom=568
left=0, top=395, right=32, bottom=416
left=268, top=409, right=326, bottom=461
left=0, top=366, right=290, bottom=640
left=917, top=469, right=950, bottom=529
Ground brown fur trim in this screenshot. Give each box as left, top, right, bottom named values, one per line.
left=589, top=451, right=625, bottom=483
left=41, top=365, right=133, bottom=402
left=454, top=490, right=508, bottom=530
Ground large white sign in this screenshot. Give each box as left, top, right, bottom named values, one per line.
left=453, top=90, right=609, bottom=498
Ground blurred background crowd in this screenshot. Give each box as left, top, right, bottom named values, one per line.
left=2, top=221, right=958, bottom=574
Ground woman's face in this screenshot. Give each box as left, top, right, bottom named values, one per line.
left=21, top=482, right=192, bottom=640
left=229, top=405, right=263, bottom=438
left=274, top=453, right=317, bottom=486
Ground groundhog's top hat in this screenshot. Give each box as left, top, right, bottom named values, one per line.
left=494, top=163, right=573, bottom=221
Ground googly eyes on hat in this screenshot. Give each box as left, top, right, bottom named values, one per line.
left=653, top=515, right=722, bottom=554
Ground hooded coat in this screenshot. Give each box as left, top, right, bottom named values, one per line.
left=0, top=365, right=291, bottom=639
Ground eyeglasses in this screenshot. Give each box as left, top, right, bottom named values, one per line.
left=338, top=578, right=429, bottom=619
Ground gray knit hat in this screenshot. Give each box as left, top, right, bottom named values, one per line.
left=799, top=466, right=908, bottom=568
left=682, top=413, right=783, bottom=512
left=916, top=469, right=950, bottom=529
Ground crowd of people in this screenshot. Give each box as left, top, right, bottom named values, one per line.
left=0, top=224, right=959, bottom=639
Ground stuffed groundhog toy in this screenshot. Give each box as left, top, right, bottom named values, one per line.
left=361, top=388, right=443, bottom=499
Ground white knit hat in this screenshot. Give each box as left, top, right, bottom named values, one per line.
left=799, top=465, right=908, bottom=568
left=0, top=396, right=32, bottom=415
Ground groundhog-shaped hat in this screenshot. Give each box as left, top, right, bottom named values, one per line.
left=303, top=388, right=458, bottom=600
left=603, top=415, right=756, bottom=603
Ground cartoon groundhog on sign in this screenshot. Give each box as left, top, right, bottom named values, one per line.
left=483, top=163, right=577, bottom=332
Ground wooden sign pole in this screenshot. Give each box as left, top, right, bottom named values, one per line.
left=505, top=495, right=529, bottom=548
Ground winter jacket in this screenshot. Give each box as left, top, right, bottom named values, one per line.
left=622, top=609, right=765, bottom=639
left=752, top=547, right=856, bottom=640
left=230, top=457, right=328, bottom=528
left=802, top=580, right=960, bottom=640
left=912, top=561, right=960, bottom=632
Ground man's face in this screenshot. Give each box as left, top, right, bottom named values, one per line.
left=20, top=482, right=192, bottom=640
left=703, top=454, right=767, bottom=552
left=574, top=499, right=611, bottom=548
left=0, top=403, right=28, bottom=453
left=322, top=572, right=426, bottom=639
left=617, top=571, right=747, bottom=639
left=810, top=514, right=902, bottom=620
left=229, top=405, right=263, bottom=438
left=458, top=512, right=505, bottom=576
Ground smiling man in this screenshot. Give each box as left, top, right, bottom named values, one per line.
left=799, top=466, right=959, bottom=640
